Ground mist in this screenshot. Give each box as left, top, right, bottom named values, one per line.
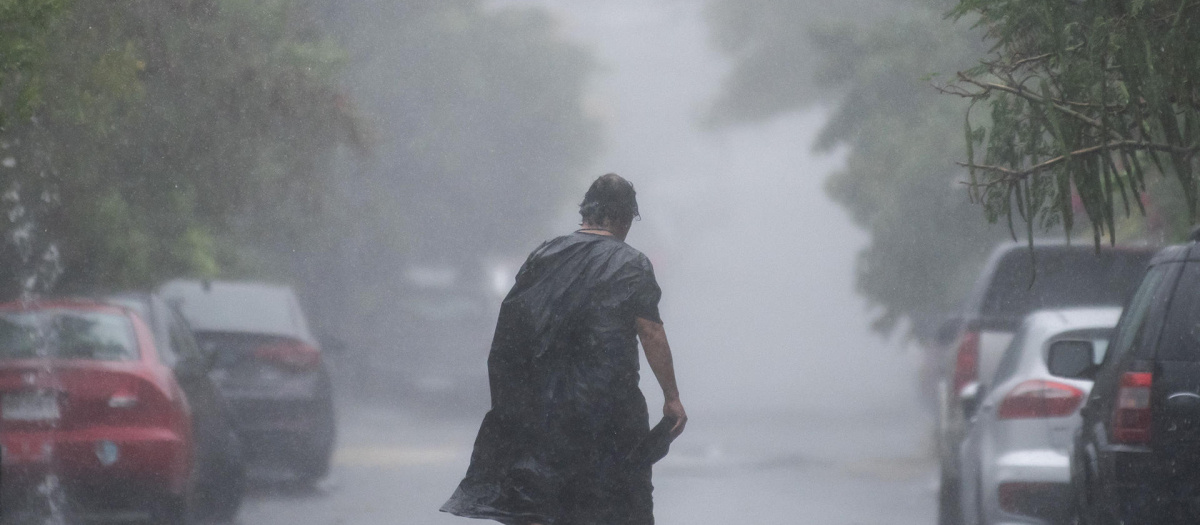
left=494, top=0, right=918, bottom=417
left=11, top=0, right=1178, bottom=521
left=2, top=1, right=950, bottom=524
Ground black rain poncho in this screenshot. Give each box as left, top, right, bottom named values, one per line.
left=441, top=231, right=663, bottom=525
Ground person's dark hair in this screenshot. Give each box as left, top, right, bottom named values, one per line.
left=579, top=173, right=639, bottom=227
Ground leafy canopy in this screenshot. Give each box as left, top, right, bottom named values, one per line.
left=0, top=0, right=357, bottom=298
left=944, top=0, right=1200, bottom=246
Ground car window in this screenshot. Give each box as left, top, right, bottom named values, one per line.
left=991, top=322, right=1029, bottom=386
left=1104, top=264, right=1171, bottom=365
left=980, top=249, right=1151, bottom=317
left=105, top=296, right=176, bottom=362
left=0, top=310, right=139, bottom=361
left=1153, top=263, right=1200, bottom=361
left=168, top=310, right=203, bottom=363
left=1093, top=339, right=1110, bottom=364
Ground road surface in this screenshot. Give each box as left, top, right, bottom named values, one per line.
left=238, top=401, right=936, bottom=525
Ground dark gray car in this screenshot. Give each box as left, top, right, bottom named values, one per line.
left=158, top=279, right=336, bottom=483
left=1070, top=233, right=1200, bottom=524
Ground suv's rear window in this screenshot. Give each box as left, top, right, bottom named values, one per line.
left=0, top=310, right=139, bottom=361
left=981, top=249, right=1150, bottom=317
left=1155, top=263, right=1200, bottom=361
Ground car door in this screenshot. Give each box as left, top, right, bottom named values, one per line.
left=1083, top=263, right=1178, bottom=438
left=1145, top=262, right=1200, bottom=447
left=960, top=322, right=1032, bottom=525
left=164, top=303, right=236, bottom=472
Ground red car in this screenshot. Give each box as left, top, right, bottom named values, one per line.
left=0, top=296, right=244, bottom=524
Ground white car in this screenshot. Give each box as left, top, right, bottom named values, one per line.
left=958, top=307, right=1121, bottom=525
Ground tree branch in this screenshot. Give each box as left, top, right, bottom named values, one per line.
left=956, top=140, right=1198, bottom=183
left=954, top=73, right=1124, bottom=140
left=1006, top=52, right=1052, bottom=70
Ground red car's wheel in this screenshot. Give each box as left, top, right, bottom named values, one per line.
left=149, top=494, right=190, bottom=525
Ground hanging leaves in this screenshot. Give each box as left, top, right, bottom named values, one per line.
left=939, top=0, right=1200, bottom=247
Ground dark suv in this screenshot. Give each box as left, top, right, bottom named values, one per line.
left=1069, top=235, right=1200, bottom=524
left=935, top=242, right=1156, bottom=524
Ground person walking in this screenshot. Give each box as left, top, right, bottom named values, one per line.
left=441, top=173, right=687, bottom=525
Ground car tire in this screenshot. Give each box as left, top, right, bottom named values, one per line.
left=938, top=470, right=963, bottom=525
left=190, top=429, right=246, bottom=523
left=1073, top=498, right=1093, bottom=525
left=204, top=463, right=246, bottom=522
left=150, top=494, right=190, bottom=525
left=1071, top=455, right=1090, bottom=525
left=295, top=376, right=336, bottom=484
left=206, top=449, right=247, bottom=521
left=295, top=439, right=334, bottom=484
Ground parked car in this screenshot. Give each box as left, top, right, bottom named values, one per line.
left=936, top=241, right=1155, bottom=524
left=158, top=279, right=336, bottom=483
left=0, top=294, right=245, bottom=524
left=957, top=307, right=1120, bottom=525
left=106, top=292, right=247, bottom=521
left=1070, top=234, right=1200, bottom=524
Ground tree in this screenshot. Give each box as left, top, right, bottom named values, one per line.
left=943, top=0, right=1200, bottom=246
left=323, top=0, right=599, bottom=261
left=0, top=0, right=357, bottom=298
left=0, top=0, right=70, bottom=298
left=705, top=0, right=893, bottom=125
left=0, top=0, right=66, bottom=127
left=1, top=0, right=600, bottom=396
left=288, top=1, right=602, bottom=379
left=706, top=0, right=1002, bottom=333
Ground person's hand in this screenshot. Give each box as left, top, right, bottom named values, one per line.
left=664, top=398, right=687, bottom=438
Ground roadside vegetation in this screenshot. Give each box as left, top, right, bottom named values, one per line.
left=705, top=0, right=1200, bottom=335
left=0, top=0, right=599, bottom=342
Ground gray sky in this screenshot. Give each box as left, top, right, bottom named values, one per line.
left=489, top=0, right=918, bottom=417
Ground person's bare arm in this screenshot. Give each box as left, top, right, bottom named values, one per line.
left=637, top=317, right=687, bottom=437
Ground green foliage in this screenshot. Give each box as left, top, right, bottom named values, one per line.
left=1, top=0, right=355, bottom=297
left=945, top=0, right=1200, bottom=246
left=1, top=0, right=600, bottom=375
left=0, top=0, right=68, bottom=127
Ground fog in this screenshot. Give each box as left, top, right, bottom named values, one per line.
left=493, top=0, right=918, bottom=416
left=12, top=0, right=1184, bottom=523
left=2, top=1, right=945, bottom=524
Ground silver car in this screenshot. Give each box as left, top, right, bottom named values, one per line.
left=958, top=307, right=1121, bottom=525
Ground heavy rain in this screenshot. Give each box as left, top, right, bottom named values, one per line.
left=2, top=1, right=1199, bottom=525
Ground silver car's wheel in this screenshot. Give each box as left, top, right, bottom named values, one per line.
left=938, top=470, right=963, bottom=525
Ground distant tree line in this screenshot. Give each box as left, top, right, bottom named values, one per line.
left=1, top=0, right=358, bottom=299
left=0, top=0, right=599, bottom=355
left=705, top=0, right=1002, bottom=334
left=705, top=0, right=1197, bottom=336
left=286, top=1, right=600, bottom=365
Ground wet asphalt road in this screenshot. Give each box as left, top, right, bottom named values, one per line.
left=237, top=401, right=936, bottom=525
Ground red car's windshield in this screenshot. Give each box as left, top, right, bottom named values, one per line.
left=0, top=309, right=139, bottom=361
